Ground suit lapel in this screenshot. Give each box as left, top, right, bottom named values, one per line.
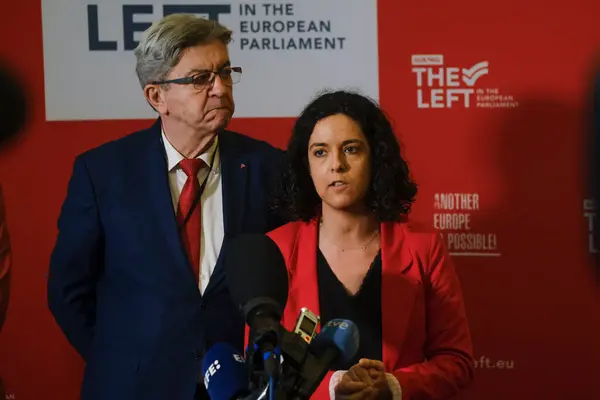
left=142, top=120, right=199, bottom=286
left=285, top=219, right=322, bottom=332
left=203, top=131, right=248, bottom=295
left=219, top=131, right=248, bottom=238
left=380, top=221, right=416, bottom=369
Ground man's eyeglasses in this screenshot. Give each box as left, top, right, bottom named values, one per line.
left=152, top=67, right=242, bottom=91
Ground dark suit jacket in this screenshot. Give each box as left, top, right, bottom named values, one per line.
left=264, top=219, right=474, bottom=400
left=47, top=119, right=285, bottom=400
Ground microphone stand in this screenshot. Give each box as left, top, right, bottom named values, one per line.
left=246, top=323, right=282, bottom=400
left=263, top=346, right=279, bottom=400
left=246, top=329, right=323, bottom=400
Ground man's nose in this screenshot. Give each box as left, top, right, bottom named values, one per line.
left=208, top=74, right=227, bottom=96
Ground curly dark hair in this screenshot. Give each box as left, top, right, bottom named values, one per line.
left=272, top=90, right=418, bottom=222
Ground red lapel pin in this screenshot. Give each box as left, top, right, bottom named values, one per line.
left=240, top=163, right=246, bottom=169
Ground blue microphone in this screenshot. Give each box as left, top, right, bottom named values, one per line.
left=309, top=319, right=360, bottom=370
left=202, top=342, right=249, bottom=400
left=287, top=319, right=360, bottom=398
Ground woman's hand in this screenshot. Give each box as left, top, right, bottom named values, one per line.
left=347, top=363, right=373, bottom=386
left=334, top=370, right=374, bottom=400
left=358, top=359, right=392, bottom=400
left=335, top=360, right=391, bottom=400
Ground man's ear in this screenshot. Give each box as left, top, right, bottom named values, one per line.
left=144, top=84, right=168, bottom=114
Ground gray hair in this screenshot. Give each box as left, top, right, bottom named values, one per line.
left=134, top=14, right=232, bottom=88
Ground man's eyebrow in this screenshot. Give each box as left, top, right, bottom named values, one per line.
left=186, top=61, right=231, bottom=75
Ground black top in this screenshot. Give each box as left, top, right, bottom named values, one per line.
left=317, top=249, right=383, bottom=369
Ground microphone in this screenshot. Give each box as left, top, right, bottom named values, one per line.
left=309, top=319, right=360, bottom=371
left=287, top=319, right=359, bottom=397
left=223, top=235, right=361, bottom=400
left=223, top=234, right=289, bottom=381
left=202, top=342, right=249, bottom=400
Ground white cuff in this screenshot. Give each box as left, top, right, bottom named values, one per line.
left=385, top=373, right=402, bottom=400
left=328, top=370, right=347, bottom=399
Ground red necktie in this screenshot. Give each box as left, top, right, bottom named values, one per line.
left=177, top=159, right=206, bottom=283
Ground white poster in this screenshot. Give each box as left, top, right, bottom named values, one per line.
left=41, top=0, right=379, bottom=121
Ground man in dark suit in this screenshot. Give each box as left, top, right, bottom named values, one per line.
left=47, top=14, right=284, bottom=400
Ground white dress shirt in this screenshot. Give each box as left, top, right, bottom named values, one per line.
left=161, top=131, right=224, bottom=295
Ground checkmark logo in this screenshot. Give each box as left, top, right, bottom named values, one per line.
left=462, top=61, right=489, bottom=86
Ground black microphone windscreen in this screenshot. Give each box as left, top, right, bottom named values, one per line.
left=224, top=233, right=288, bottom=318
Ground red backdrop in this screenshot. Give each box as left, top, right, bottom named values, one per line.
left=1, top=1, right=599, bottom=399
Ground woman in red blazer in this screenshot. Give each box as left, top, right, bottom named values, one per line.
left=266, top=91, right=474, bottom=399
